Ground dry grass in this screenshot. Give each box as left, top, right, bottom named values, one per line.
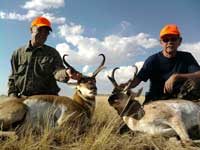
left=0, top=95, right=200, bottom=150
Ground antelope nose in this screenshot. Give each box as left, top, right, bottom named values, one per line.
left=90, top=85, right=97, bottom=91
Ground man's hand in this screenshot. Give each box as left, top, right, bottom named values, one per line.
left=164, top=74, right=178, bottom=94
left=119, top=80, right=130, bottom=89
left=66, top=69, right=82, bottom=81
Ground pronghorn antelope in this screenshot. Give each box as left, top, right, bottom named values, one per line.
left=108, top=66, right=200, bottom=143
left=0, top=54, right=105, bottom=136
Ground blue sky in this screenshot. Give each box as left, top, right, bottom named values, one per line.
left=0, top=0, right=200, bottom=96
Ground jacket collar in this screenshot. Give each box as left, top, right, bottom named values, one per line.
left=25, top=40, right=44, bottom=51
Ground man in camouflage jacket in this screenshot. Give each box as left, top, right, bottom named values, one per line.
left=8, top=16, right=82, bottom=97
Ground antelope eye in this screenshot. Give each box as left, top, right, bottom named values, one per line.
left=80, top=78, right=88, bottom=83
left=114, top=99, right=120, bottom=102
left=83, top=78, right=96, bottom=83
left=82, top=79, right=87, bottom=83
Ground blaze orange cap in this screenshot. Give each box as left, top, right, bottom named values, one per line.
left=31, top=16, right=52, bottom=31
left=160, top=24, right=180, bottom=39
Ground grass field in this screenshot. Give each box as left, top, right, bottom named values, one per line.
left=0, top=95, right=199, bottom=150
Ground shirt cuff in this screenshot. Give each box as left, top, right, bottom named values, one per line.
left=54, top=69, right=69, bottom=82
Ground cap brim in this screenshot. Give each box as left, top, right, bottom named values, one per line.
left=47, top=26, right=52, bottom=32
left=43, top=26, right=52, bottom=32
left=36, top=25, right=52, bottom=32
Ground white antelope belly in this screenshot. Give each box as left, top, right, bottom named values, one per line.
left=23, top=99, right=63, bottom=127
left=166, top=102, right=200, bottom=128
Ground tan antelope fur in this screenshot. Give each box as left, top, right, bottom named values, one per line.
left=108, top=66, right=200, bottom=143
left=0, top=54, right=105, bottom=136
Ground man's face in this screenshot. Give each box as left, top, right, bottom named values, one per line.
left=160, top=34, right=181, bottom=56
left=31, top=26, right=50, bottom=47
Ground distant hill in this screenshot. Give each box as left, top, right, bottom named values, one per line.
left=0, top=94, right=7, bottom=98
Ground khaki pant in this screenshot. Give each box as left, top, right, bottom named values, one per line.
left=178, top=78, right=200, bottom=100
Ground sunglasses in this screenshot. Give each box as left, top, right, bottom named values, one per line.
left=162, top=37, right=180, bottom=43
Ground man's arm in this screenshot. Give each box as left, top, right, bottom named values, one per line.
left=129, top=76, right=142, bottom=88
left=120, top=76, right=141, bottom=89
left=164, top=71, right=200, bottom=94
left=53, top=51, right=82, bottom=82
left=8, top=52, right=19, bottom=97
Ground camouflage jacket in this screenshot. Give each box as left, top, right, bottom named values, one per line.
left=8, top=41, right=69, bottom=96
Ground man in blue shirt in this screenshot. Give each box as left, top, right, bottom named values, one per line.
left=126, top=24, right=200, bottom=103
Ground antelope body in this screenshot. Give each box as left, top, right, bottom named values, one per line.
left=123, top=100, right=200, bottom=140
left=0, top=54, right=105, bottom=135
left=108, top=67, right=200, bottom=142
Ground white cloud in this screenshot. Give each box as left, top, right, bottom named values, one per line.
left=103, top=63, right=143, bottom=84
left=82, top=65, right=90, bottom=73
left=56, top=43, right=72, bottom=55
left=135, top=33, right=159, bottom=49
left=0, top=10, right=65, bottom=24
left=120, top=21, right=131, bottom=31
left=22, top=0, right=65, bottom=11
left=135, top=61, right=144, bottom=71
left=0, top=10, right=41, bottom=20
left=42, top=13, right=65, bottom=24
left=56, top=23, right=159, bottom=65
left=118, top=20, right=131, bottom=34
left=0, top=0, right=65, bottom=24
left=58, top=24, right=84, bottom=37
left=180, top=42, right=200, bottom=64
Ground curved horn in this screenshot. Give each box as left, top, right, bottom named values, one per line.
left=92, top=54, right=106, bottom=77
left=123, top=65, right=138, bottom=92
left=63, top=54, right=78, bottom=73
left=107, top=67, right=119, bottom=87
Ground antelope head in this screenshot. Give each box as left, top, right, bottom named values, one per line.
left=107, top=66, right=144, bottom=119
left=63, top=54, right=105, bottom=99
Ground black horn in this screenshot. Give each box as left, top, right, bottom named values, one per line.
left=123, top=65, right=138, bottom=92
left=107, top=67, right=119, bottom=88
left=63, top=54, right=79, bottom=73
left=92, top=54, right=106, bottom=77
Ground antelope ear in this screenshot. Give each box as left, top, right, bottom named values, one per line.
left=136, top=88, right=143, bottom=97
left=107, top=75, right=114, bottom=83
left=129, top=87, right=143, bottom=97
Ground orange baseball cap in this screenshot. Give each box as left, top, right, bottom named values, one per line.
left=160, top=24, right=180, bottom=39
left=31, top=16, right=52, bottom=31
